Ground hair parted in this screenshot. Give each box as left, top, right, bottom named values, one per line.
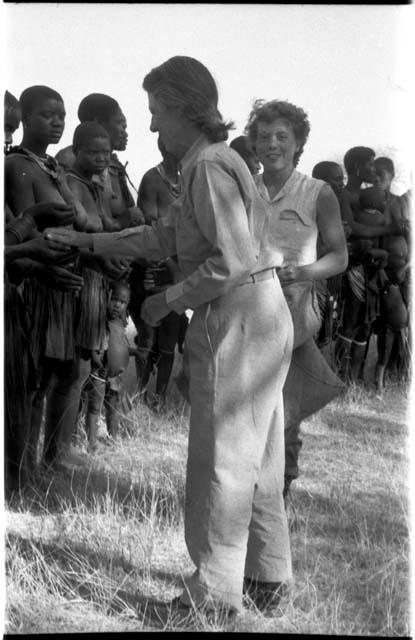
left=312, top=161, right=341, bottom=181
left=374, top=156, right=395, bottom=178
left=19, top=86, right=63, bottom=121
left=77, top=93, right=121, bottom=123
left=244, top=99, right=311, bottom=167
left=343, top=146, right=375, bottom=175
left=72, top=122, right=110, bottom=150
left=142, top=56, right=234, bottom=143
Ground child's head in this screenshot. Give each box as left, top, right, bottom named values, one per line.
left=4, top=91, right=21, bottom=152
left=108, top=280, right=131, bottom=321
left=77, top=93, right=127, bottom=151
left=73, top=122, right=111, bottom=176
left=374, top=157, right=395, bottom=193
left=229, top=135, right=261, bottom=175
left=359, top=186, right=387, bottom=212
left=312, top=161, right=344, bottom=196
left=343, top=146, right=375, bottom=183
left=19, top=85, right=65, bottom=146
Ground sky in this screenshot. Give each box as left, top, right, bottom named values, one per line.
left=3, top=3, right=415, bottom=195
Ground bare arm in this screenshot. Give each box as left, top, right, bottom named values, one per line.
left=5, top=157, right=37, bottom=216
left=279, top=184, right=348, bottom=284
left=137, top=170, right=160, bottom=224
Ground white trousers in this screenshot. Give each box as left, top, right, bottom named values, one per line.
left=180, top=275, right=293, bottom=611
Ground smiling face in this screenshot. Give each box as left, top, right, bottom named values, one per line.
left=255, top=118, right=300, bottom=174
left=75, top=136, right=111, bottom=176
left=148, top=93, right=189, bottom=160
left=25, top=98, right=66, bottom=145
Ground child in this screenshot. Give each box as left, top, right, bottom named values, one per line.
left=84, top=280, right=134, bottom=451
left=229, top=135, right=261, bottom=176
left=62, top=122, right=114, bottom=456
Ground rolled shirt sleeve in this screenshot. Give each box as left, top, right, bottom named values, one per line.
left=165, top=157, right=258, bottom=314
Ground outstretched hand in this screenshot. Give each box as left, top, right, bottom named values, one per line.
left=25, top=202, right=76, bottom=231
left=26, top=236, right=79, bottom=265
left=44, top=227, right=92, bottom=250
left=97, top=255, right=133, bottom=279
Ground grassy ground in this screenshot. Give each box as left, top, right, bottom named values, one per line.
left=3, top=379, right=411, bottom=635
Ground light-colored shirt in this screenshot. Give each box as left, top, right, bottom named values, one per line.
left=255, top=170, right=324, bottom=267
left=92, top=134, right=267, bottom=314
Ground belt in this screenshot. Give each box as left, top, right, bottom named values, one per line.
left=239, top=267, right=278, bottom=286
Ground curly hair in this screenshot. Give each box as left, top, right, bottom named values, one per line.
left=142, top=56, right=234, bottom=143
left=244, top=99, right=311, bottom=167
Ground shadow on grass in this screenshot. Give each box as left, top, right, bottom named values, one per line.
left=5, top=532, right=187, bottom=629
left=287, top=483, right=409, bottom=546
left=6, top=461, right=185, bottom=524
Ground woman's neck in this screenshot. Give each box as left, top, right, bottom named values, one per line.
left=21, top=133, right=48, bottom=157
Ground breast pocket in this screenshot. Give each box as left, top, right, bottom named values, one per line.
left=279, top=209, right=311, bottom=227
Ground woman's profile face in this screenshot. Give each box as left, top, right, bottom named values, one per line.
left=255, top=118, right=299, bottom=174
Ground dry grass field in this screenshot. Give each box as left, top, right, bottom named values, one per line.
left=3, top=373, right=412, bottom=635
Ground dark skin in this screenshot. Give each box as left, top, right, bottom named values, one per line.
left=343, top=158, right=400, bottom=240
left=5, top=97, right=84, bottom=291
left=5, top=202, right=79, bottom=275
left=138, top=164, right=177, bottom=225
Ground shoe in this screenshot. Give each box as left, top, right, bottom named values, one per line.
left=243, top=577, right=287, bottom=615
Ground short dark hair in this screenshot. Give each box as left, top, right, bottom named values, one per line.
left=374, top=156, right=395, bottom=177
left=77, top=93, right=121, bottom=123
left=72, top=121, right=110, bottom=150
left=245, top=99, right=311, bottom=167
left=343, top=146, right=375, bottom=175
left=229, top=135, right=255, bottom=158
left=110, top=279, right=131, bottom=295
left=19, top=85, right=63, bottom=121
left=142, top=55, right=234, bottom=143
left=312, top=161, right=341, bottom=181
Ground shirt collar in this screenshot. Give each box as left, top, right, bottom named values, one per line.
left=256, top=169, right=300, bottom=202
left=179, top=134, right=210, bottom=181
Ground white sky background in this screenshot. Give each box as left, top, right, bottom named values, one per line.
left=3, top=3, right=415, bottom=194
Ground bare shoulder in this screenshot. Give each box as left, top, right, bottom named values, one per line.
left=140, top=167, right=161, bottom=188
left=5, top=153, right=36, bottom=175
left=55, top=145, right=76, bottom=170
left=317, top=182, right=338, bottom=204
